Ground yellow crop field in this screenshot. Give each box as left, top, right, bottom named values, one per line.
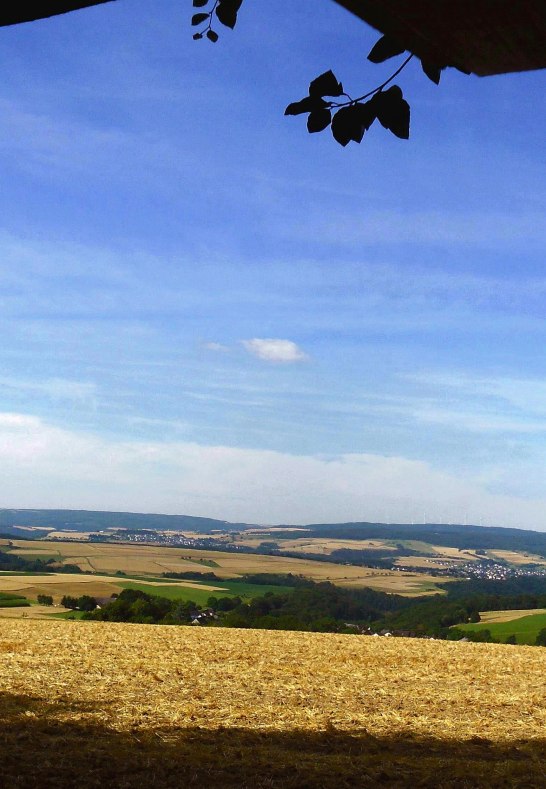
left=0, top=620, right=544, bottom=787
left=429, top=545, right=480, bottom=560
left=479, top=608, right=546, bottom=624
left=235, top=536, right=395, bottom=553
left=0, top=573, right=124, bottom=603
left=336, top=574, right=445, bottom=595
left=488, top=550, right=546, bottom=566
left=0, top=572, right=224, bottom=606
left=0, top=604, right=70, bottom=619
left=7, top=539, right=445, bottom=595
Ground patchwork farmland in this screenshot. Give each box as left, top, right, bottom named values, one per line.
left=0, top=539, right=447, bottom=608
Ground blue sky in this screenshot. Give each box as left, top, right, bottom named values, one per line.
left=1, top=0, right=546, bottom=527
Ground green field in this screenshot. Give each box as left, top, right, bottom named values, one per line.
left=0, top=591, right=29, bottom=608
left=118, top=580, right=293, bottom=606
left=457, top=611, right=546, bottom=645
left=51, top=610, right=89, bottom=620
left=178, top=557, right=219, bottom=568
left=0, top=571, right=45, bottom=576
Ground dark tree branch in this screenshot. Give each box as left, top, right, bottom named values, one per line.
left=331, top=54, right=414, bottom=108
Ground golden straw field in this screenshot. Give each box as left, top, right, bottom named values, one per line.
left=0, top=619, right=545, bottom=787
left=479, top=608, right=546, bottom=624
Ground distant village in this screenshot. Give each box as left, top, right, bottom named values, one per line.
left=395, top=558, right=546, bottom=580
left=88, top=528, right=217, bottom=548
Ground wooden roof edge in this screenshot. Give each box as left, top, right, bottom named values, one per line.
left=333, top=0, right=470, bottom=73
left=0, top=1, right=115, bottom=29
left=333, top=0, right=546, bottom=77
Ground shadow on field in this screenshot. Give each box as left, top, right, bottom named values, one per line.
left=0, top=692, right=544, bottom=788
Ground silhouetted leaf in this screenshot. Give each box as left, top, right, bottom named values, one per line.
left=331, top=102, right=376, bottom=146
left=193, top=0, right=208, bottom=6
left=193, top=32, right=203, bottom=40
left=284, top=96, right=328, bottom=116
left=376, top=85, right=403, bottom=102
left=307, top=108, right=332, bottom=133
left=367, top=35, right=405, bottom=63
left=192, top=12, right=209, bottom=26
left=373, top=86, right=410, bottom=139
left=216, top=5, right=236, bottom=28
left=207, top=29, right=219, bottom=42
left=216, top=0, right=242, bottom=29
left=421, top=61, right=442, bottom=84
left=309, top=70, right=343, bottom=98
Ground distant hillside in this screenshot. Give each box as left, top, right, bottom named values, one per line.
left=303, top=521, right=546, bottom=556
left=0, top=509, right=252, bottom=536
left=2, top=509, right=546, bottom=556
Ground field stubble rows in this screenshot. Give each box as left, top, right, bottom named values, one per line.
left=0, top=620, right=545, bottom=787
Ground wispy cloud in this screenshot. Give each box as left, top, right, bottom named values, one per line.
left=202, top=342, right=230, bottom=353
left=126, top=416, right=189, bottom=432
left=0, top=376, right=97, bottom=406
left=241, top=339, right=308, bottom=363
left=407, top=372, right=546, bottom=418
left=412, top=407, right=546, bottom=434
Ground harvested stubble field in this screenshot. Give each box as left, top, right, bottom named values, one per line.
left=480, top=608, right=546, bottom=624
left=0, top=604, right=69, bottom=619
left=0, top=572, right=226, bottom=609
left=488, top=550, right=546, bottom=566
left=235, top=537, right=397, bottom=553
left=0, top=620, right=545, bottom=788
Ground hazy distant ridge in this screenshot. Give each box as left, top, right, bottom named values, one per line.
left=1, top=509, right=546, bottom=555
left=303, top=521, right=546, bottom=554
left=0, top=509, right=252, bottom=536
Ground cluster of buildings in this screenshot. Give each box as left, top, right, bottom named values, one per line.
left=396, top=558, right=546, bottom=580
left=447, top=560, right=546, bottom=580
left=89, top=529, right=221, bottom=549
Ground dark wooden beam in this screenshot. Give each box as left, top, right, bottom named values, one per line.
left=334, top=0, right=546, bottom=76
left=0, top=1, right=116, bottom=28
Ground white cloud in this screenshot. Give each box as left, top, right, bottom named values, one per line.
left=1, top=412, right=546, bottom=530
left=202, top=342, right=230, bottom=353
left=242, top=338, right=308, bottom=363
left=0, top=413, right=41, bottom=429
left=403, top=372, right=546, bottom=432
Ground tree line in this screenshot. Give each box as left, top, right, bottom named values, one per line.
left=82, top=573, right=546, bottom=646
left=0, top=546, right=82, bottom=574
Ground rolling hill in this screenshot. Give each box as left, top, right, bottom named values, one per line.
left=0, top=508, right=253, bottom=537
left=2, top=508, right=546, bottom=557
